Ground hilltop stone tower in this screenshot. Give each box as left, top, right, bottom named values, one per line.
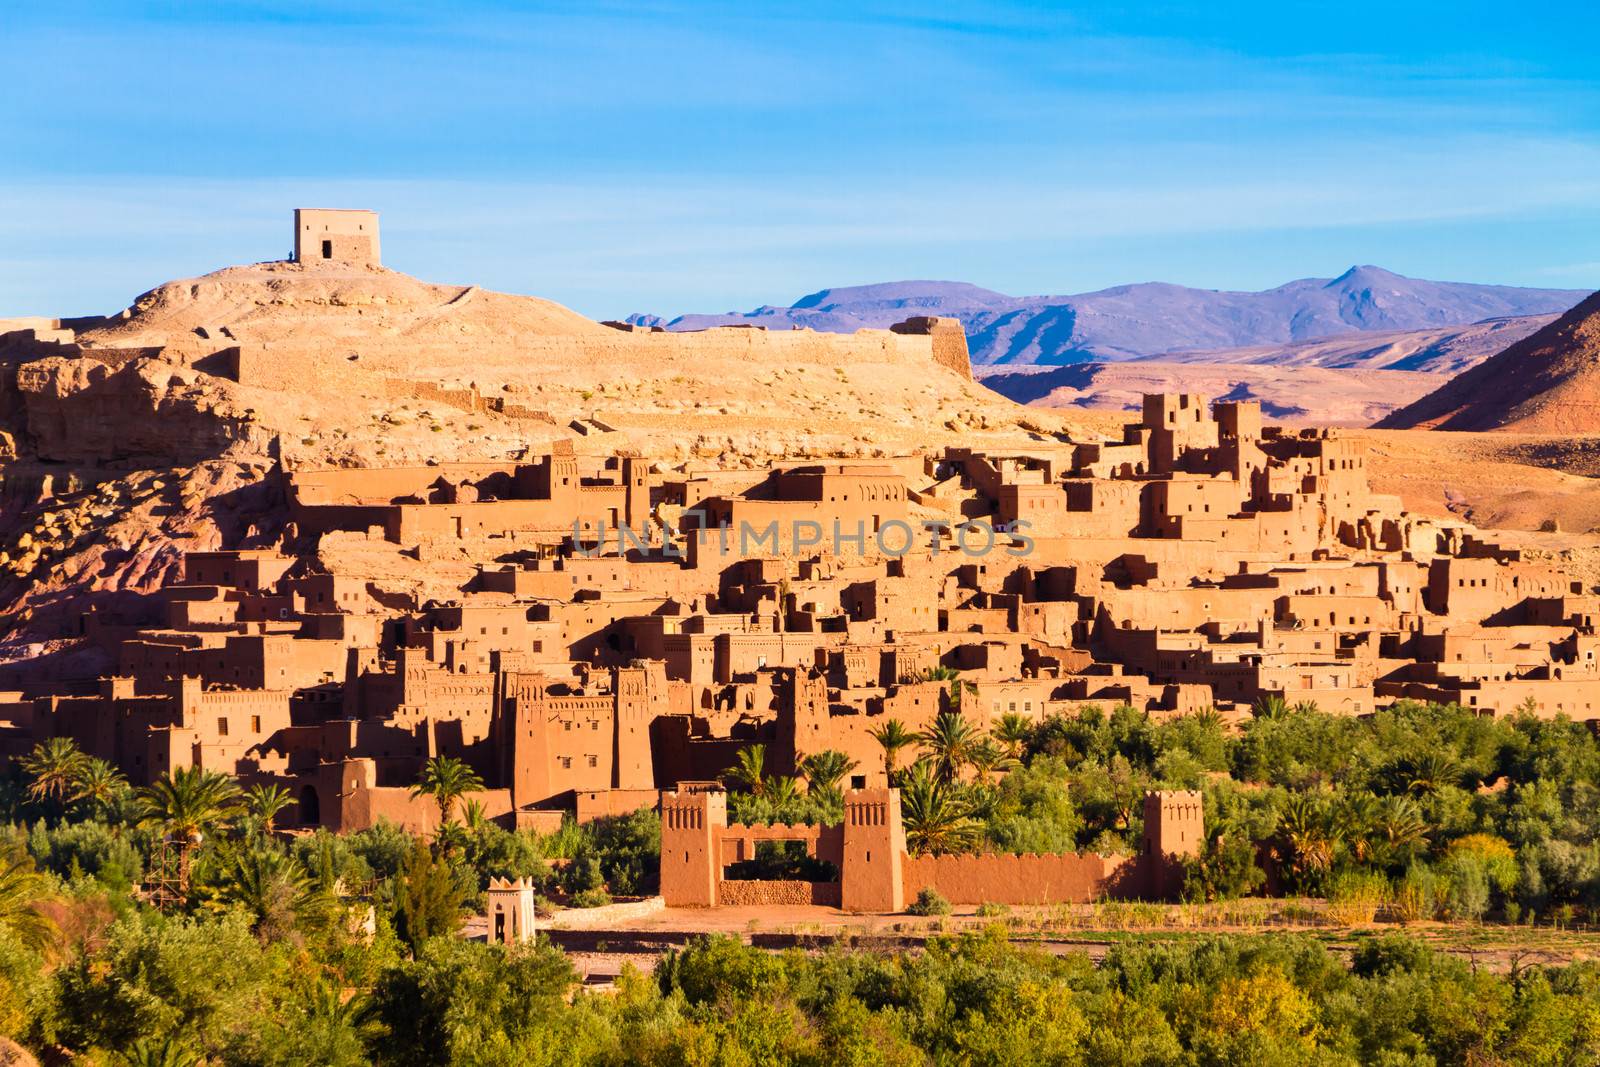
left=890, top=316, right=972, bottom=380
left=486, top=877, right=537, bottom=944
left=841, top=787, right=905, bottom=912
left=294, top=208, right=380, bottom=266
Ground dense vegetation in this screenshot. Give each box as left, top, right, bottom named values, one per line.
left=728, top=692, right=1600, bottom=923
left=3, top=911, right=1598, bottom=1064
left=5, top=691, right=1600, bottom=1060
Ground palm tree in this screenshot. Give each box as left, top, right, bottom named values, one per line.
left=965, top=738, right=1019, bottom=786
left=71, top=757, right=128, bottom=818
left=725, top=744, right=768, bottom=798
left=224, top=847, right=312, bottom=939
left=1373, top=794, right=1429, bottom=866
left=1390, top=751, right=1462, bottom=797
left=303, top=978, right=381, bottom=1047
left=411, top=756, right=485, bottom=830
left=922, top=666, right=978, bottom=714
left=766, top=776, right=801, bottom=811
left=1333, top=792, right=1381, bottom=865
left=799, top=750, right=858, bottom=800
left=1253, top=694, right=1289, bottom=720
left=899, top=760, right=980, bottom=856
left=243, top=783, right=294, bottom=835
left=0, top=846, right=55, bottom=950
left=21, top=736, right=88, bottom=805
left=460, top=797, right=489, bottom=833
left=138, top=767, right=242, bottom=895
left=869, top=719, right=918, bottom=783
left=919, top=710, right=980, bottom=784
left=1276, top=793, right=1339, bottom=892
left=113, top=1036, right=203, bottom=1067
left=992, top=713, right=1033, bottom=760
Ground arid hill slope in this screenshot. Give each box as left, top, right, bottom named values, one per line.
left=81, top=261, right=608, bottom=346
left=1378, top=291, right=1600, bottom=432
left=979, top=361, right=1441, bottom=426
left=0, top=259, right=1060, bottom=656
left=12, top=260, right=1047, bottom=471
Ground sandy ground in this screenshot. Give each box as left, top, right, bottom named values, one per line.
left=510, top=904, right=1600, bottom=985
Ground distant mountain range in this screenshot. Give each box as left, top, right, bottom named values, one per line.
left=629, top=267, right=1590, bottom=367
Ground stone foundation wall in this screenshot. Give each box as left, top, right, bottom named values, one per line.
left=717, top=880, right=842, bottom=907
left=545, top=895, right=666, bottom=929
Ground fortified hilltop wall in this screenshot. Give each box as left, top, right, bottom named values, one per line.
left=222, top=323, right=968, bottom=395
left=0, top=210, right=973, bottom=466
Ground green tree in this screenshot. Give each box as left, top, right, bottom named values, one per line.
left=1182, top=824, right=1266, bottom=902
left=983, top=756, right=1082, bottom=854
left=992, top=712, right=1034, bottom=759
left=869, top=718, right=918, bottom=783
left=0, top=846, right=54, bottom=951
left=137, top=766, right=242, bottom=896
left=243, top=783, right=295, bottom=836
left=113, top=1036, right=204, bottom=1067
left=410, top=756, right=484, bottom=839
left=799, top=750, right=857, bottom=801
left=1372, top=794, right=1429, bottom=869
left=965, top=738, right=1019, bottom=785
left=221, top=847, right=314, bottom=940
left=920, top=711, right=981, bottom=784
left=1389, top=749, right=1463, bottom=797
left=900, top=760, right=980, bottom=856
left=394, top=839, right=464, bottom=953
left=725, top=744, right=768, bottom=798
left=71, top=757, right=129, bottom=819
left=21, top=736, right=89, bottom=806
left=1275, top=792, right=1340, bottom=894
left=368, top=937, right=576, bottom=1066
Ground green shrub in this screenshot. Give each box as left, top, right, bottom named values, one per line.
left=570, top=887, right=612, bottom=909
left=907, top=887, right=951, bottom=916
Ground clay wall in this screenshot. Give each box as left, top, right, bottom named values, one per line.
left=326, top=775, right=512, bottom=834
left=575, top=788, right=661, bottom=823
left=902, top=850, right=1126, bottom=905
left=183, top=551, right=294, bottom=592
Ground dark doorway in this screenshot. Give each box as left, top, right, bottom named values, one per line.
left=298, top=784, right=321, bottom=826
left=321, top=239, right=333, bottom=259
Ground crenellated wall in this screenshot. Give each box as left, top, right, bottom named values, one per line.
left=660, top=787, right=1201, bottom=912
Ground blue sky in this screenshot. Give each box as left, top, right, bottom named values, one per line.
left=3, top=1, right=1598, bottom=318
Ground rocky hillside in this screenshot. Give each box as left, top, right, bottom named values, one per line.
left=633, top=267, right=1587, bottom=366
left=1377, top=291, right=1600, bottom=433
